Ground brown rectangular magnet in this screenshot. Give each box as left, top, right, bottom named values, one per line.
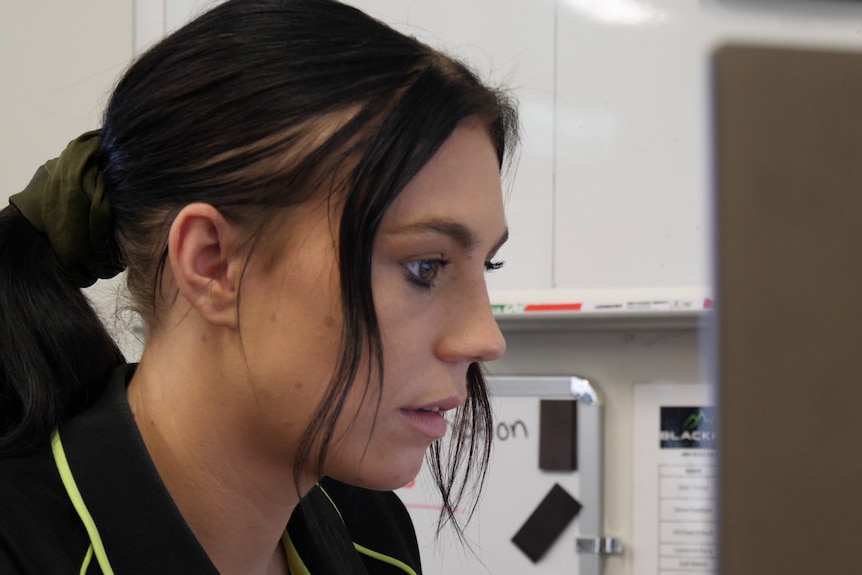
left=539, top=399, right=577, bottom=471
left=511, top=483, right=582, bottom=563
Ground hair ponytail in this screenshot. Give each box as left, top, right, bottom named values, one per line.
left=0, top=204, right=124, bottom=456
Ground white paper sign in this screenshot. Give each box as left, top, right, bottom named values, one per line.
left=632, top=383, right=716, bottom=575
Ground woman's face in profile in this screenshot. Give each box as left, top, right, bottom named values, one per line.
left=236, top=120, right=508, bottom=491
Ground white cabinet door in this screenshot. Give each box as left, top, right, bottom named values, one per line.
left=338, top=0, right=557, bottom=292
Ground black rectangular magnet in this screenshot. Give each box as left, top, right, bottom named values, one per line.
left=511, top=483, right=582, bottom=563
left=539, top=399, right=578, bottom=471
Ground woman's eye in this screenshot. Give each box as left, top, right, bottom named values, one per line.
left=404, top=259, right=449, bottom=289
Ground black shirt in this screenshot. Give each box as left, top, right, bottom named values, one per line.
left=0, top=365, right=422, bottom=574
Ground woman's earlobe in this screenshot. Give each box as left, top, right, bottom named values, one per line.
left=167, top=203, right=242, bottom=328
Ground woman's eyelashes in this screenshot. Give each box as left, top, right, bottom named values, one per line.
left=485, top=260, right=504, bottom=272
left=403, top=258, right=506, bottom=290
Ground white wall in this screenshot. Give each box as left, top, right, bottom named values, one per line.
left=0, top=1, right=133, bottom=203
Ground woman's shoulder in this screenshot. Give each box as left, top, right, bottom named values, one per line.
left=0, top=447, right=89, bottom=573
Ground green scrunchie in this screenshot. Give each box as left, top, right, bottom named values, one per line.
left=9, top=130, right=123, bottom=288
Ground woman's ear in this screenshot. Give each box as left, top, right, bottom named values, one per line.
left=167, top=203, right=243, bottom=329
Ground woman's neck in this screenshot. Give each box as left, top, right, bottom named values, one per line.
left=127, top=338, right=306, bottom=575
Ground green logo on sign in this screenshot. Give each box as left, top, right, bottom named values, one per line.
left=683, top=410, right=713, bottom=430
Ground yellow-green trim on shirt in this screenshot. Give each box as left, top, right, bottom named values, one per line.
left=51, top=429, right=115, bottom=575
left=78, top=544, right=94, bottom=575
left=354, top=543, right=419, bottom=575
left=283, top=530, right=311, bottom=575
left=317, top=483, right=344, bottom=521
left=317, top=483, right=419, bottom=575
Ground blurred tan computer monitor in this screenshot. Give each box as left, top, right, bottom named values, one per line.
left=714, top=44, right=862, bottom=574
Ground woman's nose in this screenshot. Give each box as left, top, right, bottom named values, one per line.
left=435, top=288, right=507, bottom=364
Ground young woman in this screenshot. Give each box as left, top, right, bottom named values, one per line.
left=0, top=1, right=517, bottom=574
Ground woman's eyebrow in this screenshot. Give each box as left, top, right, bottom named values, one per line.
left=384, top=218, right=508, bottom=253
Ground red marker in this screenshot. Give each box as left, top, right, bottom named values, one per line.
left=523, top=303, right=582, bottom=312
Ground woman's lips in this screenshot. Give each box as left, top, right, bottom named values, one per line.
left=400, top=395, right=464, bottom=439
left=400, top=408, right=448, bottom=439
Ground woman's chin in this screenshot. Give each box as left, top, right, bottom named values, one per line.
left=333, top=452, right=427, bottom=492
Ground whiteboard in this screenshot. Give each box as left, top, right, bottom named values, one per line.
left=396, top=376, right=606, bottom=575
left=553, top=0, right=862, bottom=296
